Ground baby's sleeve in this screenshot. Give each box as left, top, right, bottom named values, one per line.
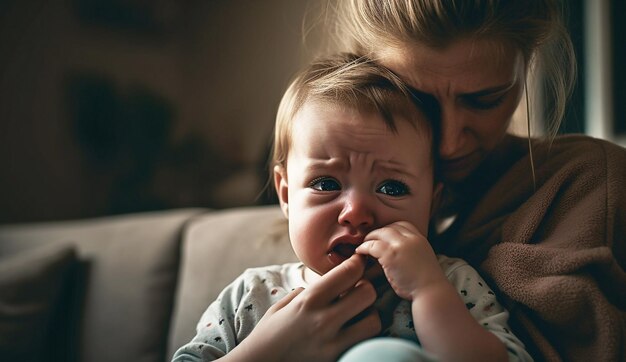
left=442, top=257, right=534, bottom=362
left=171, top=275, right=247, bottom=361
left=171, top=265, right=287, bottom=362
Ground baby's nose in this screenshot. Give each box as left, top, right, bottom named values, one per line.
left=337, top=192, right=374, bottom=229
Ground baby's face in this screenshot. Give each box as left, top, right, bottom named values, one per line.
left=275, top=100, right=434, bottom=278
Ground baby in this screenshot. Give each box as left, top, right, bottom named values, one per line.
left=173, top=53, right=531, bottom=362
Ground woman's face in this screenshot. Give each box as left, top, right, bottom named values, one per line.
left=377, top=39, right=526, bottom=183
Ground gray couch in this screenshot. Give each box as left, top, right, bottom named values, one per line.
left=0, top=205, right=297, bottom=362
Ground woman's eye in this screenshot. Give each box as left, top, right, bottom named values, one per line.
left=464, top=95, right=505, bottom=110
left=376, top=180, right=410, bottom=197
left=309, top=177, right=341, bottom=192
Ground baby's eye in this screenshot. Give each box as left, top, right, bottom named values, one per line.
left=376, top=180, right=410, bottom=197
left=309, top=177, right=341, bottom=192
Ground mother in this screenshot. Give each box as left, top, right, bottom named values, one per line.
left=330, top=1, right=626, bottom=360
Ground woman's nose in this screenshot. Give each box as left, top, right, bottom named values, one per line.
left=337, top=192, right=374, bottom=230
left=439, top=106, right=467, bottom=158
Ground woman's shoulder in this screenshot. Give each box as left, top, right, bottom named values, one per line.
left=526, top=134, right=626, bottom=178
left=534, top=134, right=625, bottom=159
left=484, top=134, right=625, bottom=199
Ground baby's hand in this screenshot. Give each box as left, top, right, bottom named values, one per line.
left=356, top=221, right=446, bottom=301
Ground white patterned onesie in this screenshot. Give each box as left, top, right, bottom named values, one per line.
left=172, top=255, right=532, bottom=361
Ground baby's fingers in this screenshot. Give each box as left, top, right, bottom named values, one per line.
left=355, top=239, right=386, bottom=259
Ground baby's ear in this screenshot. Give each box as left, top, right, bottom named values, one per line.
left=273, top=165, right=289, bottom=218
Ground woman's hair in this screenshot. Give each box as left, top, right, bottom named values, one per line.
left=329, top=0, right=576, bottom=137
left=271, top=52, right=434, bottom=174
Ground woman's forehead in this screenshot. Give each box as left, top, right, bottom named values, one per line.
left=376, top=38, right=525, bottom=94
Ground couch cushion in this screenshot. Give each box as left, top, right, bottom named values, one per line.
left=0, top=208, right=207, bottom=362
left=0, top=244, right=76, bottom=362
left=167, top=205, right=297, bottom=357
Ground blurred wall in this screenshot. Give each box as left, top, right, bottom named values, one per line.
left=0, top=0, right=327, bottom=223
left=0, top=0, right=620, bottom=224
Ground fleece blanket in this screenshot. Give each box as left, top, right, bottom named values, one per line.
left=435, top=134, right=626, bottom=361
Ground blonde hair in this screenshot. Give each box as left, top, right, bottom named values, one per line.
left=330, top=0, right=576, bottom=138
left=271, top=53, right=434, bottom=175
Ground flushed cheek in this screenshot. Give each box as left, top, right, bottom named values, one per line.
left=288, top=209, right=334, bottom=273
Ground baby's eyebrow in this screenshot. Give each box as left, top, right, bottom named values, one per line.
left=305, top=158, right=420, bottom=179
left=305, top=159, right=345, bottom=171
left=375, top=161, right=418, bottom=179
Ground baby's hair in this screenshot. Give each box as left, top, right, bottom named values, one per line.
left=271, top=52, right=435, bottom=177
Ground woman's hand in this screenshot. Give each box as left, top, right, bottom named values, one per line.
left=356, top=221, right=446, bottom=301
left=225, top=254, right=381, bottom=362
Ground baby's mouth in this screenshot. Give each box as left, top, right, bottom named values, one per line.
left=328, top=242, right=378, bottom=269
left=329, top=243, right=378, bottom=265
left=332, top=243, right=357, bottom=259
left=327, top=243, right=359, bottom=265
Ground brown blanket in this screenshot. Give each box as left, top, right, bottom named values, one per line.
left=435, top=135, right=626, bottom=361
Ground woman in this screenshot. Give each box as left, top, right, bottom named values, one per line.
left=329, top=1, right=626, bottom=360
